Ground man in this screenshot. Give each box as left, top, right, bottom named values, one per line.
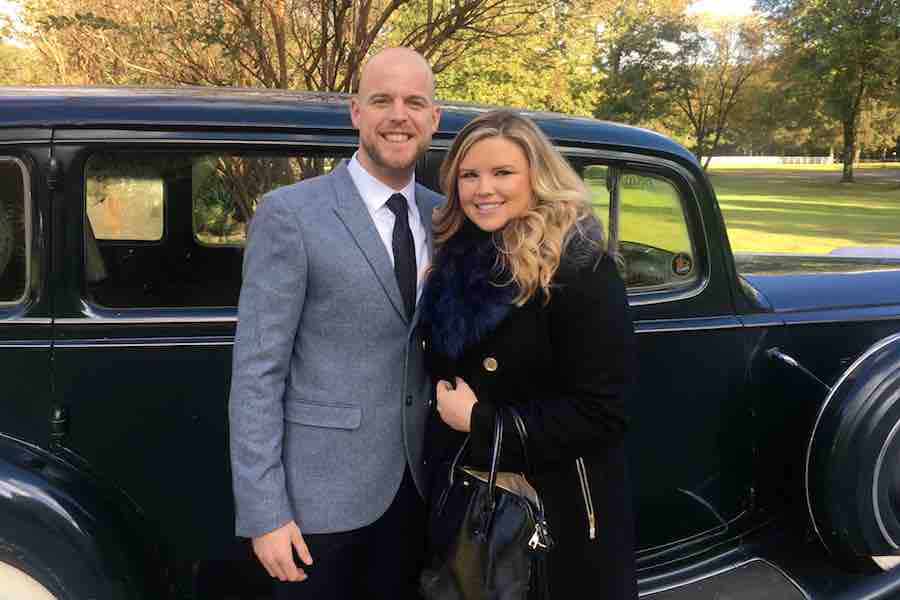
left=228, top=47, right=442, bottom=599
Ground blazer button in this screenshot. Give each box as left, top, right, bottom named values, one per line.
left=405, top=395, right=413, bottom=406
left=483, top=357, right=498, bottom=372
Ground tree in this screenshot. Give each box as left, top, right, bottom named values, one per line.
left=665, top=15, right=767, bottom=168
left=593, top=0, right=691, bottom=125
left=759, top=0, right=900, bottom=182
left=437, top=1, right=601, bottom=115
left=858, top=100, right=900, bottom=160
left=21, top=0, right=550, bottom=91
left=0, top=41, right=52, bottom=85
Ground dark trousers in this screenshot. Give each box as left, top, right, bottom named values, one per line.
left=273, top=467, right=425, bottom=600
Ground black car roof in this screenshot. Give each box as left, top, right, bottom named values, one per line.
left=1, top=86, right=697, bottom=164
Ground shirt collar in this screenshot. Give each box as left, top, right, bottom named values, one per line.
left=347, top=153, right=416, bottom=214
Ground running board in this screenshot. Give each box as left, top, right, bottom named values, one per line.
left=643, top=559, right=808, bottom=600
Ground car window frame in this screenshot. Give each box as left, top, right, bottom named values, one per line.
left=0, top=155, right=32, bottom=308
left=561, top=147, right=711, bottom=307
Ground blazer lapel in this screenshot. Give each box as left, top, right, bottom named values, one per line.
left=330, top=162, right=408, bottom=323
left=415, top=184, right=436, bottom=266
left=410, top=185, right=440, bottom=330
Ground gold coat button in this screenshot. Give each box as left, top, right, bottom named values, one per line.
left=483, top=357, right=499, bottom=372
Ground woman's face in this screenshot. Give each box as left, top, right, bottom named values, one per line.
left=457, top=136, right=533, bottom=232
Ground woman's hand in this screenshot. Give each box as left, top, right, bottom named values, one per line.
left=436, top=377, right=477, bottom=432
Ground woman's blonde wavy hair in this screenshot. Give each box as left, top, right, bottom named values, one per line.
left=434, top=109, right=600, bottom=306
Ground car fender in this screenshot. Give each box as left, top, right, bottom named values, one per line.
left=0, top=432, right=158, bottom=600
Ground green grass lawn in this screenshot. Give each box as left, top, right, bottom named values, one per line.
left=586, top=167, right=900, bottom=255
left=710, top=168, right=900, bottom=254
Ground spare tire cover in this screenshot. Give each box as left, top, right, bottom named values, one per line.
left=806, top=332, right=900, bottom=558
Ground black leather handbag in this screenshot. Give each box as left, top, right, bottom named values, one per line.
left=420, top=406, right=554, bottom=600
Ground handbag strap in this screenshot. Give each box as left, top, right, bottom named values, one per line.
left=440, top=410, right=503, bottom=518
left=504, top=404, right=532, bottom=477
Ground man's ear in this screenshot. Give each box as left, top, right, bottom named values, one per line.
left=350, top=96, right=361, bottom=129
left=431, top=105, right=442, bottom=132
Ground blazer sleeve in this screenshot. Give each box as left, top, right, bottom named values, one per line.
left=228, top=190, right=308, bottom=538
left=469, top=249, right=637, bottom=472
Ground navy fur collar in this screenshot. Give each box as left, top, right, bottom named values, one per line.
left=421, top=222, right=517, bottom=360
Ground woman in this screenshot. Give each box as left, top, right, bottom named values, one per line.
left=421, top=110, right=638, bottom=598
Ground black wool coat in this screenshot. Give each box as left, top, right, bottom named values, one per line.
left=422, top=225, right=638, bottom=599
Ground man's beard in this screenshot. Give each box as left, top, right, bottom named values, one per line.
left=362, top=136, right=428, bottom=173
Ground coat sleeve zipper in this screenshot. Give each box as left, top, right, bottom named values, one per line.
left=576, top=457, right=596, bottom=540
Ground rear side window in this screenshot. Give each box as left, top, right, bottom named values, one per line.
left=86, top=156, right=165, bottom=241
left=584, top=164, right=698, bottom=292
left=0, top=158, right=28, bottom=304
left=83, top=150, right=350, bottom=308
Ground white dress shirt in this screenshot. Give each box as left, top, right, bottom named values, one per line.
left=346, top=154, right=429, bottom=302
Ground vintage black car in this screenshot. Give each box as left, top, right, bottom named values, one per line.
left=1, top=87, right=900, bottom=600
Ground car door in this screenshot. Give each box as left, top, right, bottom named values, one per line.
left=49, top=129, right=354, bottom=593
left=422, top=143, right=756, bottom=560
left=0, top=133, right=53, bottom=447
left=568, top=152, right=756, bottom=561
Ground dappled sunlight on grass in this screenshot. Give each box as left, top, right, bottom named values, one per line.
left=710, top=169, right=900, bottom=254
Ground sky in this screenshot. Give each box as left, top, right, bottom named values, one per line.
left=687, top=0, right=758, bottom=17
left=1, top=0, right=759, bottom=43
left=0, top=0, right=15, bottom=20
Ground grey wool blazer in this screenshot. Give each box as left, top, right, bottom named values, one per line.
left=228, top=161, right=442, bottom=538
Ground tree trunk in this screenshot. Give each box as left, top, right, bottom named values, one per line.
left=841, top=118, right=856, bottom=183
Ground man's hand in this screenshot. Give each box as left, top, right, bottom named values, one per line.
left=252, top=520, right=313, bottom=582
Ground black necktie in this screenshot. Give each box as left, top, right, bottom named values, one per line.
left=385, top=193, right=416, bottom=318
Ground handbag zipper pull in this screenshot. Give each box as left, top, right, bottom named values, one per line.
left=528, top=521, right=553, bottom=551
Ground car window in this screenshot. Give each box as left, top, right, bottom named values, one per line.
left=583, top=164, right=698, bottom=291
left=83, top=150, right=350, bottom=308
left=0, top=158, right=28, bottom=305
left=86, top=155, right=164, bottom=241
left=192, top=155, right=342, bottom=246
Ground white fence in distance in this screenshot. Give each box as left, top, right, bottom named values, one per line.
left=706, top=155, right=834, bottom=167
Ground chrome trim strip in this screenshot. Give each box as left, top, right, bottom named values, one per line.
left=782, top=311, right=900, bottom=326
left=636, top=322, right=739, bottom=334
left=805, top=332, right=900, bottom=555
left=739, top=320, right=782, bottom=329
left=0, top=140, right=46, bottom=146
left=635, top=316, right=742, bottom=334
left=873, top=418, right=900, bottom=549
left=0, top=342, right=51, bottom=348
left=0, top=431, right=50, bottom=457
left=55, top=315, right=237, bottom=325
left=0, top=318, right=52, bottom=325
left=55, top=340, right=233, bottom=349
